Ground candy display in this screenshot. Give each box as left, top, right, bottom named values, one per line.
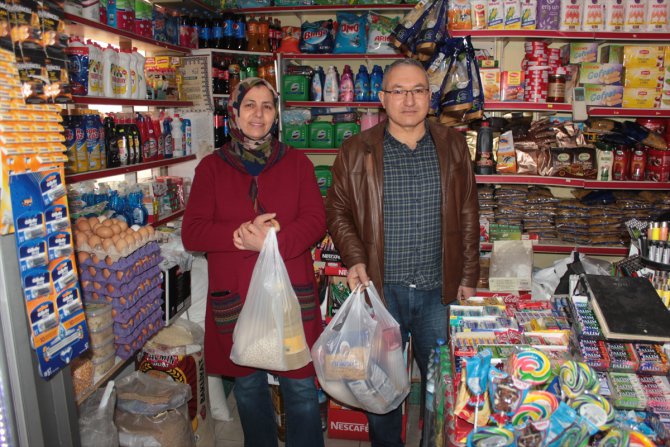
left=510, top=349, right=552, bottom=385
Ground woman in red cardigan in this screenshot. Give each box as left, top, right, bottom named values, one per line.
left=182, top=77, right=326, bottom=447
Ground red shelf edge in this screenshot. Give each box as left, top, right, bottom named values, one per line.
left=480, top=242, right=628, bottom=256
left=485, top=101, right=572, bottom=111
left=65, top=155, right=197, bottom=184
left=588, top=107, right=670, bottom=117
left=72, top=96, right=194, bottom=107
left=64, top=13, right=191, bottom=53
left=450, top=29, right=670, bottom=40
left=476, top=175, right=670, bottom=189
left=153, top=209, right=185, bottom=227
left=237, top=4, right=414, bottom=13
left=285, top=101, right=382, bottom=108
left=295, top=148, right=340, bottom=154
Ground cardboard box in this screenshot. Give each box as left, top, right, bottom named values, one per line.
left=160, top=262, right=192, bottom=325
left=599, top=45, right=624, bottom=64
left=569, top=42, right=599, bottom=64
left=623, top=66, right=664, bottom=88
left=327, top=399, right=408, bottom=442
left=579, top=63, right=623, bottom=85
left=500, top=71, right=525, bottom=101
left=480, top=69, right=501, bottom=101
left=623, top=45, right=665, bottom=68
left=489, top=240, right=533, bottom=292
left=622, top=87, right=662, bottom=108
left=584, top=84, right=624, bottom=106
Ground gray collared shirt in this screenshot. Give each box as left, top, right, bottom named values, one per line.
left=382, top=125, right=442, bottom=290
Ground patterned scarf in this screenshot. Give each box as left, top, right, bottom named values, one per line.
left=217, top=77, right=286, bottom=213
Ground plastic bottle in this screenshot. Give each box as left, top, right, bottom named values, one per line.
left=234, top=14, right=247, bottom=51
left=153, top=116, right=164, bottom=158
left=104, top=116, right=120, bottom=167
left=311, top=65, right=324, bottom=101
left=212, top=14, right=224, bottom=49
left=182, top=117, right=192, bottom=155
left=339, top=65, right=354, bottom=102
left=115, top=118, right=129, bottom=165
left=258, top=16, right=270, bottom=52
left=101, top=45, right=116, bottom=98
left=247, top=16, right=259, bottom=52
left=370, top=64, right=383, bottom=100
left=85, top=40, right=100, bottom=96
left=214, top=105, right=225, bottom=148
left=144, top=114, right=157, bottom=160
left=475, top=120, right=495, bottom=175
left=163, top=117, right=173, bottom=158
left=355, top=65, right=370, bottom=102
left=198, top=16, right=211, bottom=48
left=129, top=115, right=142, bottom=163
left=222, top=12, right=234, bottom=49
left=323, top=66, right=339, bottom=102
left=83, top=110, right=102, bottom=171
left=272, top=18, right=282, bottom=52
left=96, top=113, right=106, bottom=169
left=172, top=115, right=184, bottom=157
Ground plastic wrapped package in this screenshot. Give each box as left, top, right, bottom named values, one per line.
left=79, top=382, right=119, bottom=447
left=115, top=371, right=195, bottom=447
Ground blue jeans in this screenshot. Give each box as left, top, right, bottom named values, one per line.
left=366, top=284, right=448, bottom=447
left=233, top=371, right=325, bottom=447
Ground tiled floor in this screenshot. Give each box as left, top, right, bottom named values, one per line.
left=214, top=393, right=422, bottom=447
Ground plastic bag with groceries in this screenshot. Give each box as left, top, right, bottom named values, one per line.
left=311, top=283, right=410, bottom=414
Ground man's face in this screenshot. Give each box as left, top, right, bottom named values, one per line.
left=378, top=64, right=430, bottom=130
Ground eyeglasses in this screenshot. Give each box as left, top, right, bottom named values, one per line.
left=381, top=87, right=430, bottom=98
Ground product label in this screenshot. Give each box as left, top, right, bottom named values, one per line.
left=111, top=62, right=128, bottom=96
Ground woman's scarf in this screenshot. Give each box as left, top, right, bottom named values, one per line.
left=217, top=77, right=286, bottom=213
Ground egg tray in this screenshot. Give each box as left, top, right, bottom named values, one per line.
left=81, top=265, right=161, bottom=300
left=113, top=292, right=163, bottom=336
left=79, top=242, right=162, bottom=283
left=115, top=311, right=165, bottom=360
left=81, top=269, right=162, bottom=312
left=77, top=235, right=160, bottom=264
left=112, top=286, right=162, bottom=325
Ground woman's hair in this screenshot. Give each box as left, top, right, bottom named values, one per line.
left=382, top=58, right=429, bottom=89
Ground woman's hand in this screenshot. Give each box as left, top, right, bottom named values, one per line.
left=233, top=213, right=280, bottom=252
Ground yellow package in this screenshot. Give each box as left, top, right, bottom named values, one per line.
left=623, top=66, right=663, bottom=88
left=623, top=45, right=665, bottom=68
left=481, top=69, right=501, bottom=101
left=504, top=0, right=522, bottom=28
left=487, top=0, right=505, bottom=29
left=472, top=0, right=488, bottom=29
left=579, top=63, right=623, bottom=85
left=496, top=131, right=517, bottom=174
left=521, top=0, right=537, bottom=28
left=449, top=0, right=473, bottom=29
left=622, top=87, right=661, bottom=108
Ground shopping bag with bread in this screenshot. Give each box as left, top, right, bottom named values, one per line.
left=311, top=283, right=410, bottom=414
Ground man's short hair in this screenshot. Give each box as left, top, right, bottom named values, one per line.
left=382, top=59, right=429, bottom=89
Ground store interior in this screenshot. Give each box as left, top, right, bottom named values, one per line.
left=1, top=0, right=670, bottom=445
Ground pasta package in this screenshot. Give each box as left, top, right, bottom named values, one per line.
left=560, top=0, right=584, bottom=30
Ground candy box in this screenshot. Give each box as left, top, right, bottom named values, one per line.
left=623, top=66, right=664, bottom=88
left=584, top=84, right=624, bottom=106
left=579, top=63, right=623, bottom=85
left=622, top=87, right=661, bottom=108
left=569, top=42, right=598, bottom=64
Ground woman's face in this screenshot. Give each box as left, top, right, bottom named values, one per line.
left=237, top=85, right=276, bottom=141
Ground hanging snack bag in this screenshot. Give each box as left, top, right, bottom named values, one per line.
left=8, top=0, right=42, bottom=51
left=414, top=0, right=447, bottom=60
left=278, top=25, right=300, bottom=53
left=604, top=0, right=625, bottom=30
left=391, top=0, right=435, bottom=56
left=448, top=0, right=473, bottom=30
left=560, top=0, right=583, bottom=30
left=504, top=0, right=522, bottom=28
left=536, top=0, right=561, bottom=29
left=334, top=12, right=367, bottom=54
left=45, top=50, right=72, bottom=103
left=582, top=0, right=605, bottom=30
left=426, top=44, right=451, bottom=116
left=520, top=0, right=538, bottom=28
left=299, top=19, right=334, bottom=54
left=0, top=0, right=11, bottom=51
left=487, top=0, right=505, bottom=29
left=367, top=12, right=398, bottom=54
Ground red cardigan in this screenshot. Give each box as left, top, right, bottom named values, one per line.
left=182, top=148, right=326, bottom=378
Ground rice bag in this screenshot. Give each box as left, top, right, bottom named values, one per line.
left=367, top=12, right=398, bottom=54
left=334, top=12, right=367, bottom=54
left=299, top=19, right=335, bottom=54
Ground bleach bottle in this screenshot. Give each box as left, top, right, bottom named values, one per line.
left=339, top=65, right=354, bottom=102
left=355, top=65, right=370, bottom=102
left=370, top=65, right=384, bottom=101
left=323, top=66, right=339, bottom=103
left=311, top=65, right=324, bottom=101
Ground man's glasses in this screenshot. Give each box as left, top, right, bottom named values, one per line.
left=381, top=87, right=430, bottom=98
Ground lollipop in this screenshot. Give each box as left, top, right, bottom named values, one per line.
left=629, top=431, right=656, bottom=447
left=559, top=361, right=600, bottom=400
left=511, top=349, right=552, bottom=385
left=598, top=429, right=629, bottom=447
left=467, top=426, right=515, bottom=447
left=511, top=391, right=559, bottom=424
left=569, top=393, right=614, bottom=431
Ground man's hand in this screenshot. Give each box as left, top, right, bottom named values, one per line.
left=233, top=213, right=279, bottom=252
left=347, top=263, right=370, bottom=291
left=457, top=286, right=476, bottom=301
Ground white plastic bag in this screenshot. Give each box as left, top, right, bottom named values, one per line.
left=230, top=228, right=311, bottom=371
left=311, top=283, right=410, bottom=414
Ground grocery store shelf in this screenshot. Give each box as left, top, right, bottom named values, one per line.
left=213, top=94, right=230, bottom=99
left=154, top=0, right=216, bottom=13
left=66, top=155, right=197, bottom=183
left=191, top=48, right=274, bottom=57
left=153, top=209, right=185, bottom=227
left=484, top=101, right=572, bottom=112
left=76, top=356, right=132, bottom=406
left=72, top=96, right=193, bottom=107
left=281, top=53, right=403, bottom=60
left=476, top=174, right=670, bottom=190
left=237, top=4, right=415, bottom=13
left=64, top=13, right=191, bottom=54
left=588, top=108, right=670, bottom=117
left=450, top=29, right=670, bottom=41
left=294, top=148, right=340, bottom=155
left=285, top=100, right=382, bottom=108
left=480, top=242, right=628, bottom=256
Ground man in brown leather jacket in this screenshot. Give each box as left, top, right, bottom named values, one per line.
left=325, top=58, right=480, bottom=447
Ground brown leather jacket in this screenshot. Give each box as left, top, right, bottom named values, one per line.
left=325, top=119, right=480, bottom=305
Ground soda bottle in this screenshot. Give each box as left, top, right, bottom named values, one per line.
left=198, top=16, right=211, bottom=48
left=272, top=18, right=282, bottom=52
left=223, top=12, right=235, bottom=49
left=258, top=16, right=270, bottom=52
left=212, top=14, right=224, bottom=49
left=246, top=16, right=259, bottom=52
left=212, top=55, right=221, bottom=94
left=214, top=105, right=225, bottom=148
left=234, top=14, right=247, bottom=51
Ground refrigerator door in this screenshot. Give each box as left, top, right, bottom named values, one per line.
left=0, top=235, right=80, bottom=447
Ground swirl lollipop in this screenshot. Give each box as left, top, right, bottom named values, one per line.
left=511, top=349, right=552, bottom=385
left=569, top=393, right=614, bottom=431
left=629, top=431, right=656, bottom=447
left=559, top=361, right=599, bottom=400
left=467, top=426, right=515, bottom=447
left=511, top=391, right=559, bottom=424
left=598, top=429, right=629, bottom=447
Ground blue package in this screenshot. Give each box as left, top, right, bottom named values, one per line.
left=152, top=7, right=167, bottom=43
left=299, top=19, right=335, bottom=54
left=334, top=12, right=367, bottom=54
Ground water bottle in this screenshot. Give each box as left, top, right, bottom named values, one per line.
left=475, top=120, right=495, bottom=175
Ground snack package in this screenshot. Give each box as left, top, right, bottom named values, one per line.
left=646, top=0, right=668, bottom=31
left=488, top=368, right=529, bottom=425
left=500, top=70, right=524, bottom=101
left=414, top=0, right=448, bottom=59
left=481, top=68, right=501, bottom=101
left=604, top=0, right=625, bottom=30
left=578, top=63, right=623, bottom=85
left=623, top=0, right=646, bottom=32
left=487, top=0, right=506, bottom=28
left=391, top=0, right=434, bottom=56
left=299, top=19, right=335, bottom=54
left=472, top=0, right=488, bottom=29
left=504, top=0, right=521, bottom=28
left=366, top=12, right=398, bottom=54
left=560, top=0, right=584, bottom=30
left=427, top=44, right=451, bottom=115
left=521, top=0, right=538, bottom=28
left=496, top=130, right=517, bottom=174
left=334, top=12, right=367, bottom=54
left=448, top=0, right=473, bottom=30
left=278, top=25, right=300, bottom=53
left=582, top=0, right=605, bottom=30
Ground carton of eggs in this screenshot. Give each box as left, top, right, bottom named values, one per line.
left=73, top=216, right=156, bottom=261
